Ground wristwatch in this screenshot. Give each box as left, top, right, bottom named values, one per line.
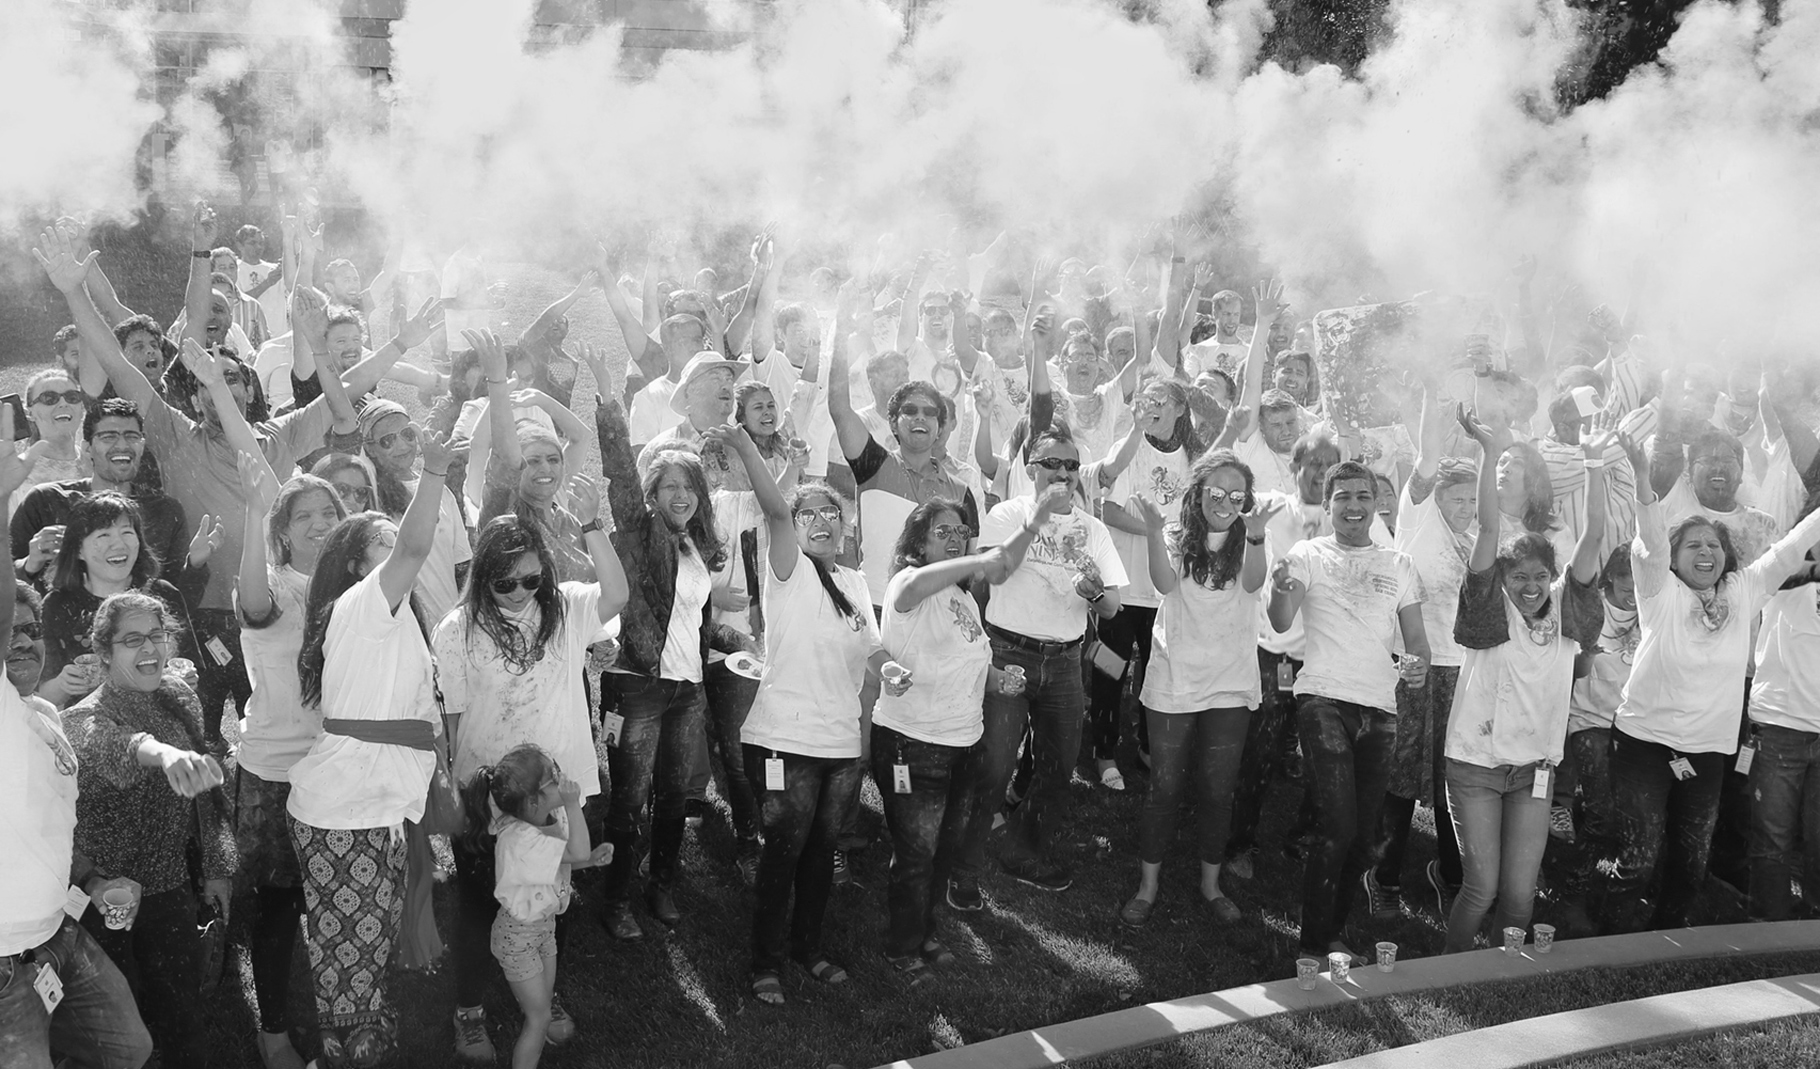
left=580, top=519, right=604, bottom=535
left=1086, top=589, right=1106, bottom=604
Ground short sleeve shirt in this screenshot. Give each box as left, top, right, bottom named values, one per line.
left=978, top=496, right=1129, bottom=643
left=1283, top=536, right=1423, bottom=711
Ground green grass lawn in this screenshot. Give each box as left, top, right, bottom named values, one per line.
left=1548, top=1014, right=1820, bottom=1068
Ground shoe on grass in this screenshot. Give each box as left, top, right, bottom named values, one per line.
left=1226, top=849, right=1256, bottom=880
left=1003, top=858, right=1072, bottom=892
left=1549, top=805, right=1576, bottom=843
left=603, top=901, right=644, bottom=941
left=1119, top=894, right=1155, bottom=928
left=546, top=993, right=575, bottom=1045
left=1361, top=869, right=1402, bottom=921
left=946, top=876, right=984, bottom=912
left=452, top=1007, right=495, bottom=1064
left=1203, top=894, right=1242, bottom=923
left=1426, top=860, right=1457, bottom=915
left=832, top=849, right=852, bottom=886
left=1100, top=764, right=1127, bottom=791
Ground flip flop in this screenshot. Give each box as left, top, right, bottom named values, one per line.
left=800, top=957, right=850, bottom=985
left=751, top=971, right=785, bottom=1005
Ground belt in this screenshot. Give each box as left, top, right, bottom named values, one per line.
left=987, top=624, right=1081, bottom=657
left=5, top=916, right=72, bottom=965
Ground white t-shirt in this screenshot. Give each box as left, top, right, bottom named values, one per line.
left=0, top=684, right=77, bottom=955
left=973, top=357, right=1032, bottom=450
left=1282, top=536, right=1423, bottom=711
left=1395, top=479, right=1473, bottom=668
left=240, top=259, right=288, bottom=337
left=286, top=569, right=440, bottom=830
left=1233, top=433, right=1298, bottom=500
left=1108, top=439, right=1193, bottom=610
left=1662, top=480, right=1781, bottom=566
left=1570, top=602, right=1636, bottom=734
left=1056, top=383, right=1130, bottom=471
left=491, top=810, right=572, bottom=925
left=629, top=377, right=683, bottom=449
left=873, top=571, right=991, bottom=747
left=1180, top=338, right=1248, bottom=378
left=1446, top=573, right=1581, bottom=768
left=236, top=566, right=318, bottom=781
left=1750, top=587, right=1820, bottom=734
left=414, top=486, right=473, bottom=626
left=741, top=549, right=882, bottom=759
left=979, top=496, right=1128, bottom=643
left=436, top=582, right=605, bottom=799
left=253, top=334, right=296, bottom=410
left=658, top=547, right=712, bottom=683
left=1140, top=532, right=1262, bottom=713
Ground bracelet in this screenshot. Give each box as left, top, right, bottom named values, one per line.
left=486, top=378, right=506, bottom=385
left=1086, top=589, right=1106, bottom=604
left=580, top=519, right=603, bottom=535
left=423, top=468, right=450, bottom=479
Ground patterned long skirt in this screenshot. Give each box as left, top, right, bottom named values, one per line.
left=290, top=819, right=408, bottom=1069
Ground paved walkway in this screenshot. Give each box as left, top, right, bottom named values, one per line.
left=873, top=921, right=1820, bottom=1069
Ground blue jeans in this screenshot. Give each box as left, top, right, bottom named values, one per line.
left=1600, top=729, right=1727, bottom=933
left=0, top=917, right=151, bottom=1069
left=1443, top=759, right=1550, bottom=953
left=1139, top=707, right=1251, bottom=865
left=1747, top=723, right=1820, bottom=921
left=1296, top=695, right=1396, bottom=954
left=871, top=725, right=981, bottom=958
left=742, top=746, right=861, bottom=973
left=958, top=632, right=1088, bottom=877
left=600, top=674, right=708, bottom=903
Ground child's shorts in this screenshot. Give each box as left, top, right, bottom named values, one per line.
left=490, top=913, right=558, bottom=982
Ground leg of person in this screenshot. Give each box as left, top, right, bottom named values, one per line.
left=927, top=739, right=981, bottom=958
left=123, top=888, right=209, bottom=1068
left=1128, top=708, right=1193, bottom=921
left=1374, top=677, right=1433, bottom=900
left=1194, top=707, right=1252, bottom=918
left=1088, top=609, right=1137, bottom=781
left=1491, top=766, right=1552, bottom=940
left=839, top=650, right=882, bottom=854
left=17, top=919, right=153, bottom=1069
left=1443, top=760, right=1504, bottom=953
left=1599, top=731, right=1676, bottom=934
left=1127, top=608, right=1158, bottom=766
left=598, top=675, right=675, bottom=931
left=1798, top=734, right=1820, bottom=917
left=1747, top=724, right=1809, bottom=921
left=192, top=607, right=251, bottom=749
left=704, top=661, right=763, bottom=865
left=1295, top=695, right=1362, bottom=956
left=1551, top=727, right=1615, bottom=933
left=1652, top=750, right=1728, bottom=929
left=1370, top=795, right=1415, bottom=916
left=1226, top=649, right=1295, bottom=872
left=1331, top=705, right=1397, bottom=948
left=235, top=768, right=308, bottom=1067
left=1005, top=641, right=1089, bottom=883
left=492, top=915, right=554, bottom=1069
left=450, top=834, right=501, bottom=1061
left=1707, top=702, right=1756, bottom=898
left=744, top=745, right=820, bottom=998
left=1552, top=736, right=1581, bottom=838
left=791, top=757, right=861, bottom=981
left=290, top=820, right=408, bottom=1069
left=1424, top=667, right=1466, bottom=896
left=872, top=726, right=948, bottom=962
left=955, top=640, right=1038, bottom=898
left=646, top=680, right=709, bottom=923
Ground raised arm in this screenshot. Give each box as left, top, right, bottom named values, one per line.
left=1237, top=278, right=1285, bottom=418
left=1624, top=431, right=1669, bottom=600
left=467, top=329, right=520, bottom=470
left=970, top=379, right=999, bottom=479
left=972, top=482, right=1073, bottom=587
left=1409, top=377, right=1443, bottom=505
left=593, top=390, right=649, bottom=536
left=376, top=430, right=453, bottom=612
left=179, top=339, right=263, bottom=459
left=826, top=283, right=874, bottom=462
left=640, top=242, right=663, bottom=338
left=1459, top=404, right=1513, bottom=574
left=749, top=235, right=780, bottom=364
left=722, top=229, right=771, bottom=356
left=0, top=409, right=37, bottom=637
left=342, top=296, right=443, bottom=399
left=567, top=474, right=629, bottom=624
left=34, top=227, right=159, bottom=417
left=711, top=425, right=799, bottom=582
left=1570, top=423, right=1616, bottom=584
left=290, top=288, right=355, bottom=434
left=234, top=454, right=282, bottom=625
left=1163, top=262, right=1207, bottom=375
left=1131, top=494, right=1180, bottom=595
left=948, top=290, right=980, bottom=376
left=597, top=243, right=668, bottom=385
left=895, top=253, right=932, bottom=354
left=66, top=220, right=136, bottom=327
left=1266, top=554, right=1306, bottom=633
left=181, top=204, right=218, bottom=347
left=516, top=271, right=597, bottom=353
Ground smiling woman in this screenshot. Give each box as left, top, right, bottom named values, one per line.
left=10, top=369, right=91, bottom=508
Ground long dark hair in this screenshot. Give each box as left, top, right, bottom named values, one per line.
left=1503, top=440, right=1557, bottom=535
left=642, top=451, right=727, bottom=571
left=891, top=497, right=969, bottom=583
left=298, top=512, right=427, bottom=706
left=53, top=493, right=159, bottom=593
left=267, top=474, right=349, bottom=566
left=789, top=481, right=864, bottom=627
left=1172, top=450, right=1254, bottom=589
left=1141, top=378, right=1208, bottom=462
left=460, top=743, right=555, bottom=858
left=461, top=517, right=563, bottom=674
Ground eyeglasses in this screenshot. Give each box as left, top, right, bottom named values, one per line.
left=333, top=482, right=373, bottom=507
left=91, top=431, right=145, bottom=447
left=490, top=575, right=545, bottom=595
left=112, top=630, right=175, bottom=650
left=931, top=524, right=971, bottom=542
left=897, top=403, right=941, bottom=419
left=793, top=505, right=843, bottom=526
left=31, top=389, right=86, bottom=407
left=11, top=621, right=42, bottom=640
left=1200, top=487, right=1243, bottom=506
left=1031, top=457, right=1082, bottom=473
left=367, top=424, right=419, bottom=452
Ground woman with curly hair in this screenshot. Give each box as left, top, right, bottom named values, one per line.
left=1119, top=449, right=1279, bottom=927
left=437, top=506, right=626, bottom=1059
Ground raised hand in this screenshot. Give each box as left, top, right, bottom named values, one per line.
left=25, top=524, right=63, bottom=572
left=702, top=422, right=759, bottom=459
left=1192, top=263, right=1214, bottom=293
left=462, top=328, right=507, bottom=383
left=292, top=286, right=330, bottom=353
left=1241, top=493, right=1284, bottom=527
left=558, top=777, right=581, bottom=806
left=968, top=375, right=995, bottom=413
left=191, top=201, right=218, bottom=253
left=31, top=225, right=96, bottom=294
left=1582, top=408, right=1621, bottom=461
left=1271, top=556, right=1301, bottom=595
left=1128, top=493, right=1166, bottom=532
left=187, top=514, right=225, bottom=567
left=568, top=473, right=604, bottom=525
left=1254, top=278, right=1286, bottom=322
left=419, top=428, right=456, bottom=476
left=1035, top=480, right=1073, bottom=519
left=1456, top=403, right=1513, bottom=456
left=395, top=296, right=445, bottom=350
left=0, top=407, right=39, bottom=498
left=180, top=338, right=225, bottom=390
left=237, top=453, right=280, bottom=514
left=576, top=341, right=610, bottom=394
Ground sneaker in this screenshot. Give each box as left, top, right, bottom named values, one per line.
left=831, top=849, right=851, bottom=886
left=1226, top=849, right=1256, bottom=881
left=1549, top=805, right=1576, bottom=843
left=1004, top=858, right=1073, bottom=892
left=452, top=1007, right=495, bottom=1064
left=991, top=811, right=1008, bottom=832
left=1361, top=870, right=1402, bottom=921
left=1426, top=859, right=1456, bottom=915
left=685, top=798, right=708, bottom=829
left=736, top=841, right=761, bottom=888
left=546, top=994, right=575, bottom=1045
left=1100, top=765, right=1126, bottom=791
left=946, top=876, right=984, bottom=912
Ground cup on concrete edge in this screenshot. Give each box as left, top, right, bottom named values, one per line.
left=1328, top=951, right=1351, bottom=983
left=1295, top=957, right=1320, bottom=990
left=1502, top=926, right=1525, bottom=954
left=1376, top=941, right=1397, bottom=972
left=1533, top=923, right=1555, bottom=954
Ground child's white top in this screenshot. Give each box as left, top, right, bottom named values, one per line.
left=491, top=808, right=573, bottom=924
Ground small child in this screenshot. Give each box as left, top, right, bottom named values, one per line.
left=462, top=745, right=604, bottom=1069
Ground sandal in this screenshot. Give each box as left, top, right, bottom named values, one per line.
left=921, top=939, right=957, bottom=967
left=750, top=971, right=785, bottom=1005
left=889, top=955, right=936, bottom=987
left=799, top=956, right=850, bottom=985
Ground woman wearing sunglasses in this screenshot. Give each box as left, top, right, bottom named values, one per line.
left=434, top=505, right=626, bottom=1060
left=312, top=451, right=378, bottom=516
left=62, top=590, right=232, bottom=1069
left=713, top=422, right=906, bottom=1005
left=9, top=370, right=91, bottom=509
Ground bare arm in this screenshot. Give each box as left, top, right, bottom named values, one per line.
left=749, top=236, right=779, bottom=364
left=713, top=425, right=799, bottom=582
left=516, top=272, right=596, bottom=351
left=376, top=432, right=454, bottom=612
left=33, top=228, right=160, bottom=417
left=948, top=290, right=980, bottom=376
left=235, top=455, right=282, bottom=624
left=723, top=232, right=770, bottom=356
left=597, top=244, right=667, bottom=385
left=1461, top=406, right=1513, bottom=575
left=181, top=204, right=217, bottom=348
left=567, top=476, right=629, bottom=624
left=469, top=329, right=520, bottom=470
left=1237, top=279, right=1284, bottom=419
left=826, top=285, right=873, bottom=462
left=180, top=340, right=264, bottom=460
left=342, top=297, right=443, bottom=398
left=894, top=253, right=931, bottom=354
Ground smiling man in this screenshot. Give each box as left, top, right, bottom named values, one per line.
left=637, top=351, right=744, bottom=483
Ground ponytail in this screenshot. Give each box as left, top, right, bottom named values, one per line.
left=458, top=766, right=497, bottom=858
left=810, top=555, right=864, bottom=628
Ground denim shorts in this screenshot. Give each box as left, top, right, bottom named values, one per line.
left=489, top=913, right=557, bottom=983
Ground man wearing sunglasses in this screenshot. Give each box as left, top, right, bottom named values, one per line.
left=953, top=427, right=1128, bottom=901
left=0, top=413, right=155, bottom=1069
left=11, top=400, right=188, bottom=599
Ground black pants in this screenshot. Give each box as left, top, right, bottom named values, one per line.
left=1600, top=730, right=1727, bottom=933
left=1296, top=695, right=1395, bottom=954
left=744, top=746, right=861, bottom=973
left=1374, top=793, right=1461, bottom=890
left=1088, top=606, right=1155, bottom=761
left=249, top=887, right=304, bottom=1034
left=81, top=886, right=209, bottom=1069
left=1226, top=648, right=1301, bottom=858
left=704, top=661, right=762, bottom=845
left=192, top=608, right=250, bottom=747
left=871, top=725, right=980, bottom=959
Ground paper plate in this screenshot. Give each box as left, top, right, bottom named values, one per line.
left=726, top=652, right=765, bottom=680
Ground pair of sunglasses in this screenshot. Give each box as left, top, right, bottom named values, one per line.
left=793, top=505, right=843, bottom=526
left=31, top=389, right=86, bottom=407
left=490, top=574, right=545, bottom=595
left=367, top=424, right=419, bottom=452
left=1031, top=457, right=1081, bottom=473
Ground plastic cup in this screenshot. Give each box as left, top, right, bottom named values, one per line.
left=1295, top=957, right=1319, bottom=990
left=102, top=887, right=135, bottom=931
left=1376, top=941, right=1397, bottom=972
left=881, top=663, right=910, bottom=686
left=1328, top=951, right=1351, bottom=983
left=1533, top=923, right=1556, bottom=954
left=1502, top=926, right=1526, bottom=955
left=1002, top=665, right=1026, bottom=694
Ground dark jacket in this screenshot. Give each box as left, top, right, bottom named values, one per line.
left=596, top=396, right=744, bottom=677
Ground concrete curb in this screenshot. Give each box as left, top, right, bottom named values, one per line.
left=873, top=921, right=1820, bottom=1068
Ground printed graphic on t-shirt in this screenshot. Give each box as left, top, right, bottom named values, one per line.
left=1312, top=550, right=1411, bottom=612
left=947, top=595, right=982, bottom=642
left=1024, top=519, right=1095, bottom=602
left=1144, top=463, right=1186, bottom=507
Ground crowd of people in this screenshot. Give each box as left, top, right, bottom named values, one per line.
left=6, top=202, right=1820, bottom=1069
